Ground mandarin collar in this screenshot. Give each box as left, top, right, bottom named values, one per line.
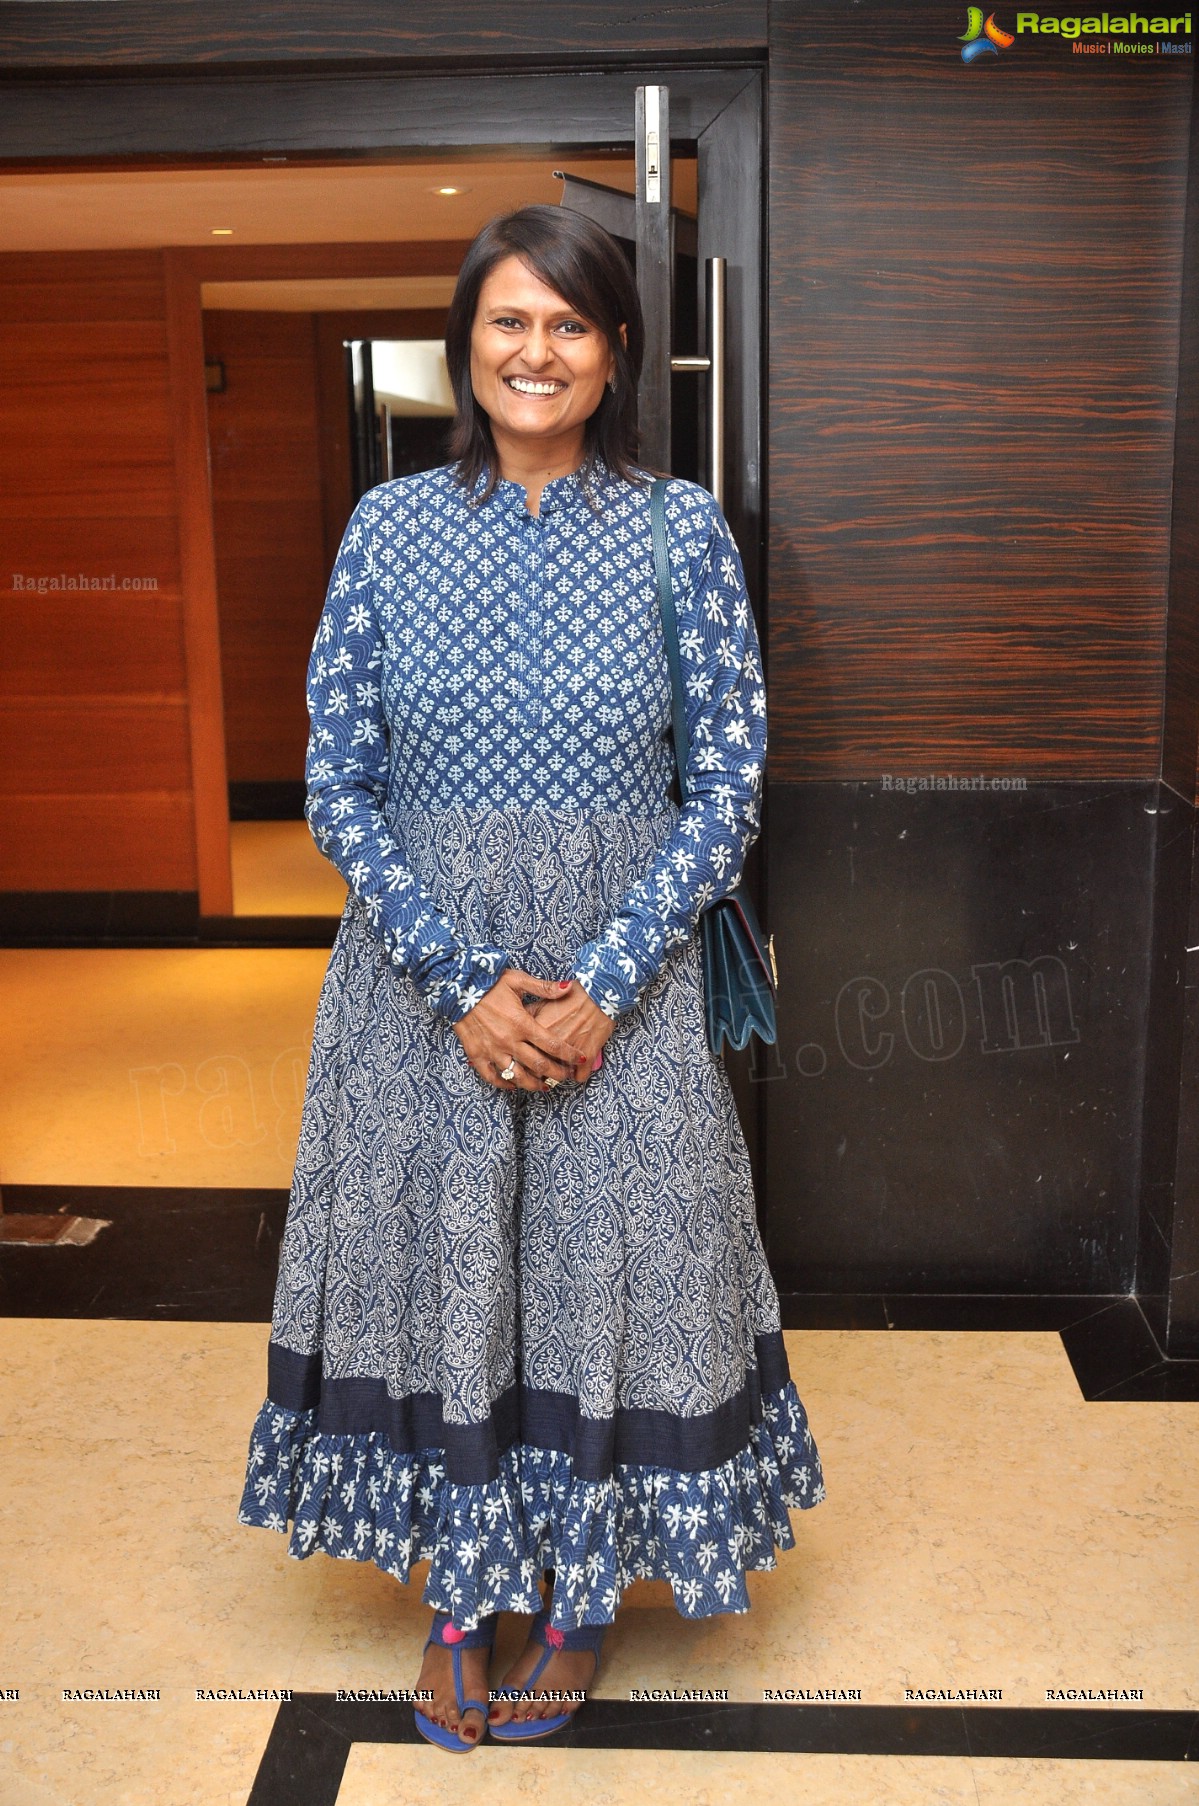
left=467, top=458, right=616, bottom=520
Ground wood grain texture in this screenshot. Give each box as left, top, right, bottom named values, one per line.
left=1162, top=65, right=1199, bottom=804
left=0, top=250, right=166, bottom=320
left=164, top=249, right=233, bottom=912
left=0, top=69, right=751, bottom=163
left=0, top=698, right=191, bottom=793
left=0, top=593, right=185, bottom=696
left=0, top=250, right=198, bottom=890
left=314, top=316, right=356, bottom=580
left=184, top=242, right=471, bottom=282
left=0, top=0, right=767, bottom=67
left=0, top=794, right=196, bottom=889
left=204, top=309, right=325, bottom=785
left=766, top=0, right=1191, bottom=779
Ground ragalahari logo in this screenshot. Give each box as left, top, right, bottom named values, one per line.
left=960, top=7, right=1017, bottom=56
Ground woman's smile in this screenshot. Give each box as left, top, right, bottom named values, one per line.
left=505, top=376, right=568, bottom=396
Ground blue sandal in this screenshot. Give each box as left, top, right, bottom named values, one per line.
left=488, top=1604, right=607, bottom=1743
left=412, top=1609, right=498, bottom=1753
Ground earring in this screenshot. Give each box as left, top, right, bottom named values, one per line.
left=607, top=375, right=617, bottom=393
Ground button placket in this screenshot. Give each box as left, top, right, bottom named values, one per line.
left=518, top=509, right=549, bottom=730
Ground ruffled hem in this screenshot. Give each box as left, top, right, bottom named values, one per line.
left=238, top=1381, right=825, bottom=1628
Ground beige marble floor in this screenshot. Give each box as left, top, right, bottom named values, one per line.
left=0, top=1319, right=1194, bottom=1804
left=337, top=1746, right=1197, bottom=1805
left=229, top=821, right=346, bottom=919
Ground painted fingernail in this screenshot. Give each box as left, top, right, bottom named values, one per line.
left=558, top=978, right=571, bottom=988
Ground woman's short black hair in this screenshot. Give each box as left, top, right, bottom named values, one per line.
left=444, top=203, right=645, bottom=499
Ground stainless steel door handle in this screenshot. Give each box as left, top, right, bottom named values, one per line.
left=672, top=256, right=727, bottom=508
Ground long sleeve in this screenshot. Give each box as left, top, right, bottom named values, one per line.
left=569, top=484, right=767, bottom=1021
left=304, top=490, right=511, bottom=1024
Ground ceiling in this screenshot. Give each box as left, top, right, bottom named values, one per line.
left=0, top=155, right=697, bottom=252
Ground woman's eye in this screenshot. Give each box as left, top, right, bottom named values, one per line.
left=486, top=314, right=587, bottom=334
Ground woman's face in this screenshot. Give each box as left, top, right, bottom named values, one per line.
left=469, top=254, right=618, bottom=461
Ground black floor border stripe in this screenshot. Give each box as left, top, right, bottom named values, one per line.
left=248, top=1695, right=351, bottom=1806
left=4, top=1187, right=1199, bottom=1395
left=246, top=1697, right=1199, bottom=1802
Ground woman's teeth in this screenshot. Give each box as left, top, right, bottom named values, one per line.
left=506, top=378, right=563, bottom=395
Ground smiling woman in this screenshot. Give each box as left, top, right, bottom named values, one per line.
left=237, top=203, right=824, bottom=1759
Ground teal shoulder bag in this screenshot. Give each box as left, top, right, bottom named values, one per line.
left=648, top=478, right=779, bottom=1058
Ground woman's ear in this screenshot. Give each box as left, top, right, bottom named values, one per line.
left=607, top=321, right=627, bottom=387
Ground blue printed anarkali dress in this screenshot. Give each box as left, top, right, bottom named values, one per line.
left=238, top=459, right=825, bottom=1629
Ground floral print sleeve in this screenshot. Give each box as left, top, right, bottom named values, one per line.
left=305, top=492, right=510, bottom=1024
left=570, top=484, right=767, bottom=1021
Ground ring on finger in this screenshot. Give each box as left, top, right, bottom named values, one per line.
left=499, top=1060, right=517, bottom=1081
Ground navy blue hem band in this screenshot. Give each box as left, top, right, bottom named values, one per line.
left=266, top=1330, right=793, bottom=1485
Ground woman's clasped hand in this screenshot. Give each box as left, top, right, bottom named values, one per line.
left=452, top=968, right=614, bottom=1091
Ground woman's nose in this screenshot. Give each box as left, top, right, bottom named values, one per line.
left=522, top=327, right=551, bottom=367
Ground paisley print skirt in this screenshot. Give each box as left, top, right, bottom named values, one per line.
left=238, top=802, right=825, bottom=1627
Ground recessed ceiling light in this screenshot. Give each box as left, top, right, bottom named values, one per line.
left=211, top=227, right=234, bottom=236
left=430, top=185, right=469, bottom=196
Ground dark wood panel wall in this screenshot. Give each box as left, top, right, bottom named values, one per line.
left=0, top=250, right=195, bottom=889
left=766, top=0, right=1192, bottom=780
left=0, top=0, right=767, bottom=65
left=1142, top=56, right=1199, bottom=1356
left=1162, top=53, right=1199, bottom=806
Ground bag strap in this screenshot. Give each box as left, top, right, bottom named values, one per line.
left=649, top=477, right=692, bottom=807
